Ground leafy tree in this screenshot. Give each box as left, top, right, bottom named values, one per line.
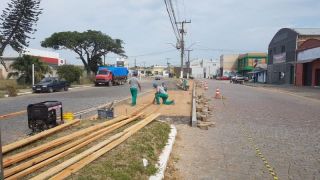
left=57, top=64, right=83, bottom=84
left=8, top=55, right=51, bottom=84
left=0, top=0, right=42, bottom=71
left=41, top=30, right=126, bottom=74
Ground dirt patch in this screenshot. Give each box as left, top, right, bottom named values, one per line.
left=114, top=81, right=193, bottom=121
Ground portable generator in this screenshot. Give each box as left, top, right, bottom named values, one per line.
left=27, top=101, right=64, bottom=132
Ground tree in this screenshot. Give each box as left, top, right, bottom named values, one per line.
left=41, top=30, right=126, bottom=75
left=8, top=55, right=51, bottom=84
left=0, top=0, right=42, bottom=71
left=57, top=65, right=83, bottom=84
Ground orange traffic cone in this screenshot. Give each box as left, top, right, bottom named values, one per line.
left=215, top=88, right=221, bottom=99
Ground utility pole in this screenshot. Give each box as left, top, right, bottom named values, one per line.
left=166, top=58, right=171, bottom=78
left=134, top=59, right=137, bottom=70
left=32, top=64, right=35, bottom=86
left=185, top=49, right=193, bottom=79
left=177, top=20, right=191, bottom=78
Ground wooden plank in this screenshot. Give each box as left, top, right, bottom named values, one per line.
left=2, top=120, right=80, bottom=154
left=5, top=114, right=143, bottom=179
left=31, top=113, right=160, bottom=180
left=3, top=115, right=128, bottom=168
left=50, top=113, right=161, bottom=180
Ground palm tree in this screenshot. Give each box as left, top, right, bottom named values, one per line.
left=8, top=55, right=52, bottom=85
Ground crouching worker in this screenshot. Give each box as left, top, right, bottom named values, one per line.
left=155, top=85, right=174, bottom=105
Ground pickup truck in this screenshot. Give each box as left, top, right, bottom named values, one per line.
left=32, top=77, right=69, bottom=93
left=230, top=75, right=247, bottom=84
left=95, top=66, right=128, bottom=86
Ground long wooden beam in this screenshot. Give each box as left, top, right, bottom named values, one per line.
left=5, top=113, right=143, bottom=179
left=31, top=113, right=160, bottom=180
left=3, top=115, right=128, bottom=167
left=2, top=120, right=80, bottom=154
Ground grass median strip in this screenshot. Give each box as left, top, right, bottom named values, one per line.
left=66, top=120, right=171, bottom=180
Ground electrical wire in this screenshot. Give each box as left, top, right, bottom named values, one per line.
left=164, top=0, right=180, bottom=42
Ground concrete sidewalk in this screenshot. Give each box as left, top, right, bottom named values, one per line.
left=167, top=79, right=320, bottom=180
left=244, top=82, right=320, bottom=100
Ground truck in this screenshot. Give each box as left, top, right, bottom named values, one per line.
left=95, top=66, right=129, bottom=86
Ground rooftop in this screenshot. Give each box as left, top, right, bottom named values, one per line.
left=291, top=28, right=320, bottom=35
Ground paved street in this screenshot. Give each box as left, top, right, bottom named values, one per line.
left=174, top=80, right=320, bottom=180
left=0, top=80, right=153, bottom=144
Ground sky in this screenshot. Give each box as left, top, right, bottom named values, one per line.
left=1, top=0, right=320, bottom=67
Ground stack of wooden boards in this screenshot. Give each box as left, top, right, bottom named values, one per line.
left=2, top=105, right=160, bottom=180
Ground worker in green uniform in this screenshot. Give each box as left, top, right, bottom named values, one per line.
left=155, top=84, right=174, bottom=105
left=129, top=72, right=141, bottom=106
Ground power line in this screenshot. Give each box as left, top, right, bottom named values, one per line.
left=128, top=49, right=177, bottom=58
left=163, top=0, right=180, bottom=42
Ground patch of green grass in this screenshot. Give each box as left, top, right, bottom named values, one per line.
left=73, top=121, right=171, bottom=180
left=0, top=90, right=5, bottom=98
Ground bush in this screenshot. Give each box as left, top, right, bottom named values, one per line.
left=6, top=85, right=18, bottom=97
left=57, top=65, right=83, bottom=84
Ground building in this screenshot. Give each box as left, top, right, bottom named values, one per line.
left=0, top=48, right=66, bottom=79
left=190, top=59, right=220, bottom=78
left=23, top=48, right=65, bottom=67
left=220, top=54, right=239, bottom=77
left=237, top=53, right=268, bottom=76
left=296, top=39, right=320, bottom=86
left=267, top=28, right=320, bottom=84
left=0, top=57, right=16, bottom=79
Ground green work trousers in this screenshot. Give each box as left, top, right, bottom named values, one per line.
left=155, top=93, right=174, bottom=105
left=130, top=87, right=138, bottom=106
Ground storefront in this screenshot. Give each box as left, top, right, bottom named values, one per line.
left=296, top=39, right=320, bottom=86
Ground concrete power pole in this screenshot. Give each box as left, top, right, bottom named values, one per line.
left=177, top=20, right=191, bottom=78
left=185, top=49, right=193, bottom=79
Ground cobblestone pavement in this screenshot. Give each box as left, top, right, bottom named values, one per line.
left=244, top=82, right=320, bottom=100
left=0, top=80, right=153, bottom=144
left=174, top=79, right=320, bottom=180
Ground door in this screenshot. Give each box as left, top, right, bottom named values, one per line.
left=316, top=69, right=320, bottom=86
left=290, top=65, right=294, bottom=84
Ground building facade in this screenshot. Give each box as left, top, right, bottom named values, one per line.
left=267, top=28, right=320, bottom=84
left=220, top=54, right=239, bottom=77
left=190, top=59, right=220, bottom=79
left=296, top=39, right=320, bottom=86
left=237, top=53, right=268, bottom=76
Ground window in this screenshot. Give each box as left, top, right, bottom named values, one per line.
left=281, top=46, right=286, bottom=53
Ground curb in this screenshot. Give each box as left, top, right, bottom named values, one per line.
left=191, top=82, right=197, bottom=127
left=149, top=124, right=177, bottom=180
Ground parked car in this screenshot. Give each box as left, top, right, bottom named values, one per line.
left=230, top=74, right=245, bottom=84
left=32, top=77, right=69, bottom=93
left=220, top=76, right=230, bottom=80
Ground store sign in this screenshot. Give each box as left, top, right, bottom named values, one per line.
left=298, top=47, right=320, bottom=63
left=273, top=53, right=286, bottom=64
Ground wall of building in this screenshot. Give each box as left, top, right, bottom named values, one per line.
left=295, top=64, right=304, bottom=86
left=312, top=59, right=320, bottom=86
left=220, top=54, right=239, bottom=76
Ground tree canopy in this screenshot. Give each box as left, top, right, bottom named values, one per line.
left=8, top=55, right=51, bottom=84
left=41, top=30, right=126, bottom=74
left=0, top=0, right=42, bottom=71
left=57, top=65, right=83, bottom=84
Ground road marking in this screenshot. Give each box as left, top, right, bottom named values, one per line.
left=0, top=89, right=154, bottom=120
left=240, top=125, right=279, bottom=180
left=0, top=110, right=27, bottom=120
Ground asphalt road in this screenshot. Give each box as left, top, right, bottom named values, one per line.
left=174, top=80, right=320, bottom=180
left=0, top=80, right=153, bottom=145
